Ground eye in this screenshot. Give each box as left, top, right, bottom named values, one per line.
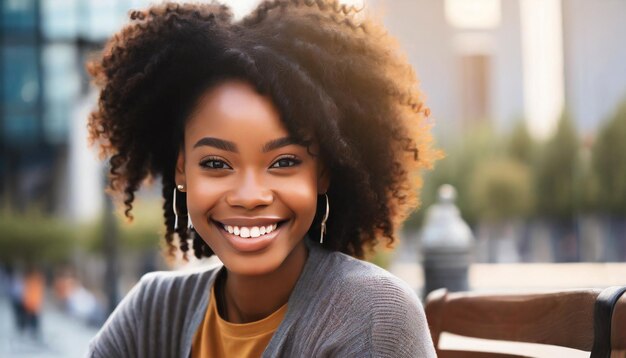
left=200, top=157, right=232, bottom=170
left=270, top=155, right=302, bottom=169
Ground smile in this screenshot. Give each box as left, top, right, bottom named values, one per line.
left=212, top=218, right=289, bottom=253
left=222, top=223, right=278, bottom=239
left=211, top=218, right=288, bottom=252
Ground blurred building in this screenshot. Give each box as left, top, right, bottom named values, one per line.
left=562, top=0, right=626, bottom=135
left=1, top=0, right=626, bottom=218
left=1, top=0, right=50, bottom=213
left=0, top=0, right=134, bottom=220
left=370, top=0, right=626, bottom=140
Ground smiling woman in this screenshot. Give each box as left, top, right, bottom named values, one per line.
left=85, top=1, right=438, bottom=357
left=178, top=80, right=323, bottom=279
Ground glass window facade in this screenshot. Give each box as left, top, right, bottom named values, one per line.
left=2, top=0, right=37, bottom=30
left=1, top=0, right=127, bottom=148
left=1, top=0, right=42, bottom=148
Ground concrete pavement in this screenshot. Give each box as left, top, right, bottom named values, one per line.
left=0, top=296, right=98, bottom=358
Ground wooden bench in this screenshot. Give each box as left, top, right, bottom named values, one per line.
left=425, top=287, right=626, bottom=357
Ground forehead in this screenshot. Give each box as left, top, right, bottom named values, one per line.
left=187, top=80, right=288, bottom=136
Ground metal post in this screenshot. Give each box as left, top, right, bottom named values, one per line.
left=420, top=184, right=474, bottom=298
left=102, top=168, right=120, bottom=315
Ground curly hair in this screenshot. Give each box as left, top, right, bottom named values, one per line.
left=87, top=0, right=438, bottom=260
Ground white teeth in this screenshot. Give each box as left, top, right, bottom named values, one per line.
left=221, top=222, right=281, bottom=238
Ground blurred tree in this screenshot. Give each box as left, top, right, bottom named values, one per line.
left=577, top=134, right=601, bottom=213
left=444, top=124, right=504, bottom=226
left=0, top=212, right=74, bottom=264
left=534, top=112, right=582, bottom=261
left=82, top=198, right=163, bottom=253
left=535, top=112, right=579, bottom=220
left=592, top=99, right=626, bottom=215
left=468, top=158, right=534, bottom=222
left=407, top=123, right=500, bottom=229
left=507, top=120, right=535, bottom=166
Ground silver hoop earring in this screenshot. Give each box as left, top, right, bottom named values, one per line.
left=173, top=185, right=191, bottom=231
left=320, top=193, right=329, bottom=244
left=173, top=187, right=180, bottom=230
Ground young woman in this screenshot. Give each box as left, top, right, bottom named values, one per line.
left=86, top=1, right=438, bottom=357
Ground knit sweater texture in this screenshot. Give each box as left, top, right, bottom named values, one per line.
left=86, top=239, right=436, bottom=357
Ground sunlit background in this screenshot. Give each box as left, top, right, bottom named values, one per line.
left=1, top=0, right=625, bottom=356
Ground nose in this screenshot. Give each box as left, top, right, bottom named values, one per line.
left=225, top=170, right=273, bottom=209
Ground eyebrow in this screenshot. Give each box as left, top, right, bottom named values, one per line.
left=192, top=136, right=297, bottom=153
left=262, top=136, right=297, bottom=153
left=193, top=137, right=238, bottom=152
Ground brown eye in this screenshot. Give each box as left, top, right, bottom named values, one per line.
left=200, top=158, right=232, bottom=169
left=271, top=156, right=302, bottom=168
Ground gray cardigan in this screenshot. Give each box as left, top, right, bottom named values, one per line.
left=86, top=240, right=436, bottom=357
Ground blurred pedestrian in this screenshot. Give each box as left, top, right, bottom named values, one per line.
left=9, top=266, right=26, bottom=333
left=22, top=267, right=45, bottom=339
left=85, top=1, right=439, bottom=357
left=53, top=267, right=106, bottom=326
left=53, top=266, right=76, bottom=311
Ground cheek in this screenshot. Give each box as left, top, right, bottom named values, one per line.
left=277, top=171, right=320, bottom=224
left=185, top=174, right=226, bottom=214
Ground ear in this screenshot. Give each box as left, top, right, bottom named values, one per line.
left=175, top=148, right=186, bottom=187
left=317, top=160, right=330, bottom=194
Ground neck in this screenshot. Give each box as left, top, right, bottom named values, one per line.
left=222, top=240, right=308, bottom=323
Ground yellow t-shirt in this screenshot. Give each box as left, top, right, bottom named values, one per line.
left=191, top=284, right=288, bottom=358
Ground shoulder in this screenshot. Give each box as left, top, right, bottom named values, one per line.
left=136, top=264, right=219, bottom=302
left=323, top=250, right=418, bottom=306
left=313, top=248, right=424, bottom=326
left=313, top=249, right=436, bottom=356
left=86, top=264, right=221, bottom=358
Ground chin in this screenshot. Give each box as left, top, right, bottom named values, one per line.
left=221, top=251, right=289, bottom=276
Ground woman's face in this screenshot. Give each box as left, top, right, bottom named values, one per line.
left=176, top=80, right=328, bottom=276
